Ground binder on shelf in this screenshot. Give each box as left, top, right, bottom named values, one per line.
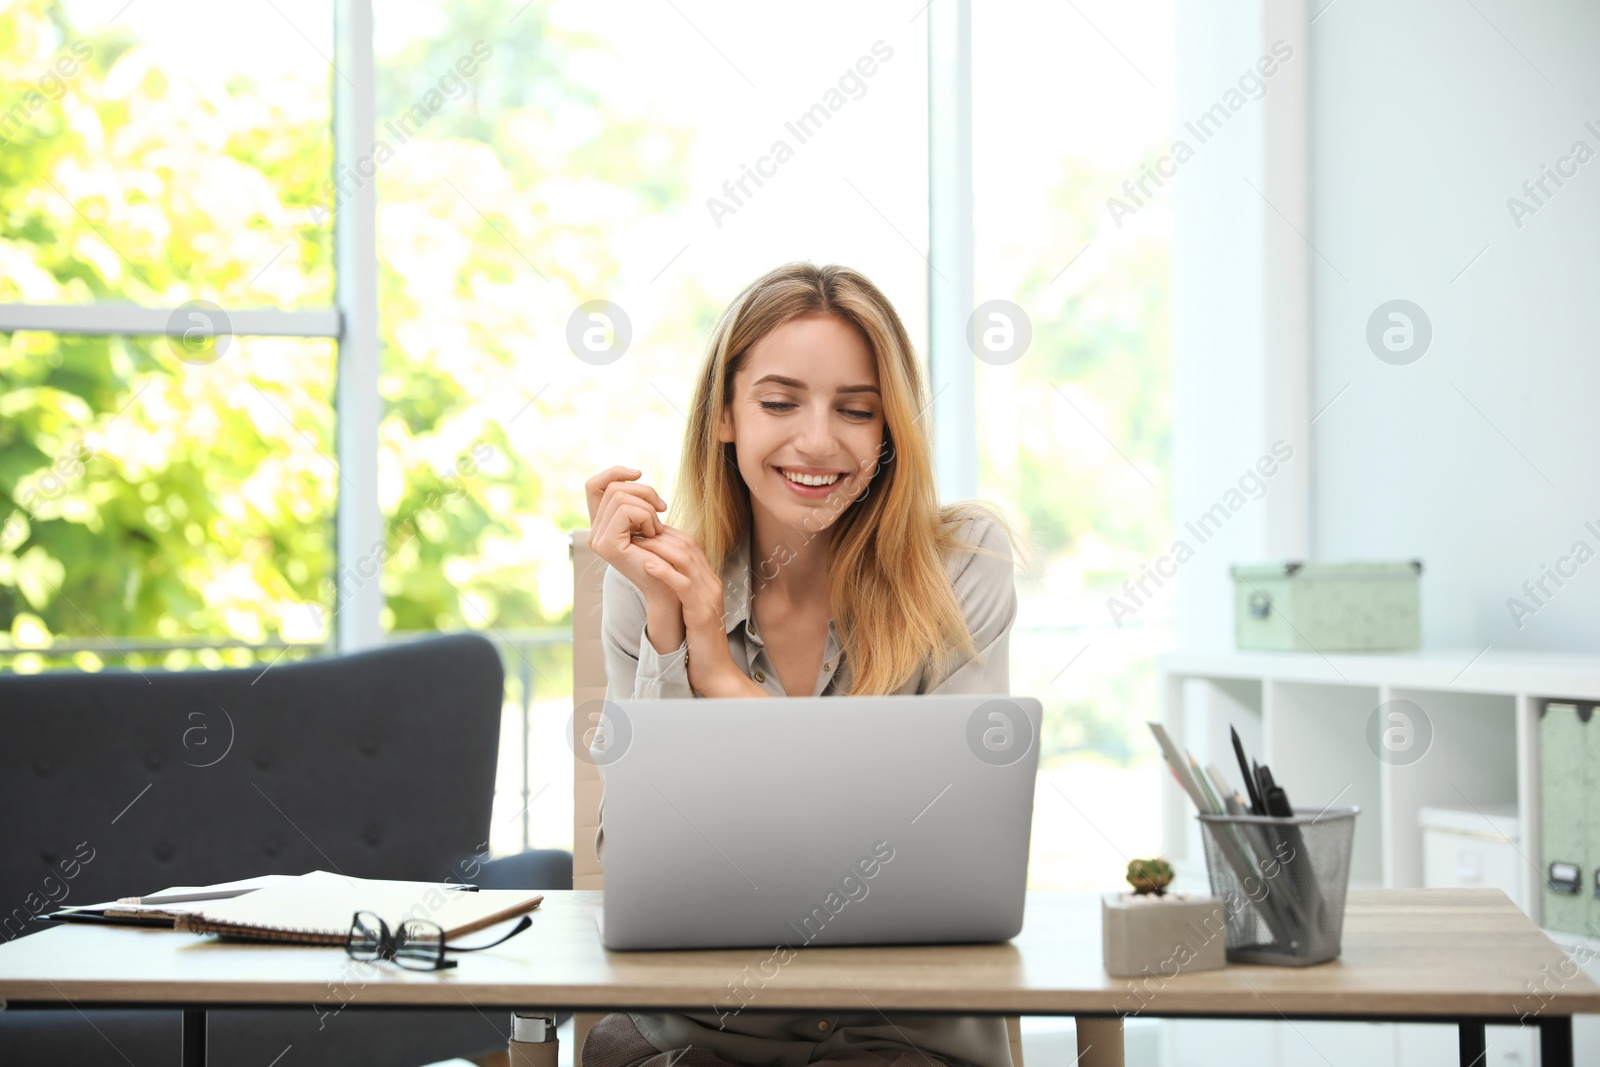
left=1539, top=700, right=1591, bottom=936
left=1587, top=703, right=1600, bottom=939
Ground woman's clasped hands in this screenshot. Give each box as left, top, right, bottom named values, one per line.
left=584, top=466, right=741, bottom=695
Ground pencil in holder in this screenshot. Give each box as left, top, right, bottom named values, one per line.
left=1196, top=807, right=1359, bottom=966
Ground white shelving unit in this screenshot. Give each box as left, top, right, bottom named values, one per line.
left=1156, top=648, right=1600, bottom=1067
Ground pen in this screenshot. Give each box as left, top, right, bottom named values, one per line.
left=1187, top=752, right=1223, bottom=815
left=1257, top=764, right=1293, bottom=817
left=1204, top=763, right=1245, bottom=816
left=444, top=894, right=543, bottom=939
left=116, top=888, right=258, bottom=906
left=117, top=879, right=478, bottom=907
left=1146, top=722, right=1211, bottom=813
left=1231, top=726, right=1265, bottom=815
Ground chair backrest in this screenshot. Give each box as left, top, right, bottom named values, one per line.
left=570, top=529, right=608, bottom=891
left=0, top=632, right=505, bottom=941
left=569, top=529, right=611, bottom=1064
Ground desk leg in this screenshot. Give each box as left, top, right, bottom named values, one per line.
left=1074, top=1017, right=1123, bottom=1067
left=1540, top=1015, right=1573, bottom=1067
left=509, top=1011, right=559, bottom=1067
left=181, top=1009, right=206, bottom=1067
left=1457, top=1020, right=1484, bottom=1067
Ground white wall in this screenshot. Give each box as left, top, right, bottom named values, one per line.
left=1172, top=0, right=1310, bottom=651
left=1309, top=0, right=1600, bottom=652
left=1176, top=0, right=1600, bottom=654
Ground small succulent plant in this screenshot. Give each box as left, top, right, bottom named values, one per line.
left=1125, top=857, right=1174, bottom=896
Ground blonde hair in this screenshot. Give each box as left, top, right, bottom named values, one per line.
left=670, top=262, right=1021, bottom=695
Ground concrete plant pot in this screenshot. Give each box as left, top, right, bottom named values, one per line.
left=1101, top=891, right=1229, bottom=978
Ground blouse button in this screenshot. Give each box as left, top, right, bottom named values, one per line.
left=823, top=661, right=832, bottom=671
left=817, top=1020, right=831, bottom=1032
left=754, top=671, right=766, bottom=683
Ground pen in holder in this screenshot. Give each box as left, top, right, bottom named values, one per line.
left=1196, top=806, right=1359, bottom=966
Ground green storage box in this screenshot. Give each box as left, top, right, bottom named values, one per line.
left=1230, top=561, right=1422, bottom=652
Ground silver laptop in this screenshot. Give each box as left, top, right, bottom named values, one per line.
left=593, top=693, right=1042, bottom=951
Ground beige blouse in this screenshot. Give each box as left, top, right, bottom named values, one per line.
left=598, top=512, right=1019, bottom=1067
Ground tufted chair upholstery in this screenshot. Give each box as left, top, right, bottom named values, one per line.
left=0, top=631, right=570, bottom=1066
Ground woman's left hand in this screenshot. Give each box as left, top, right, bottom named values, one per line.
left=632, top=527, right=737, bottom=692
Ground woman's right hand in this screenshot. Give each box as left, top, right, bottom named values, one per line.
left=584, top=466, right=676, bottom=605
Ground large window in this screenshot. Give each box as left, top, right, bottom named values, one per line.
left=370, top=0, right=928, bottom=637
left=0, top=331, right=337, bottom=668
left=2, top=0, right=1172, bottom=878
left=1, top=0, right=338, bottom=671
left=1, top=0, right=335, bottom=307
left=973, top=0, right=1175, bottom=889
left=369, top=0, right=929, bottom=851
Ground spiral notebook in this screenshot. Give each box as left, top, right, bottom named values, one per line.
left=172, top=870, right=543, bottom=946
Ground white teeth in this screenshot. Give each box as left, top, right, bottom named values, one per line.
left=781, top=468, right=840, bottom=487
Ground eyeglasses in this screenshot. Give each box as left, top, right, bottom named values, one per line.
left=345, top=910, right=533, bottom=971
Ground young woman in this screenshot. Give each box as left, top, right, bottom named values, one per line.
left=582, top=262, right=1024, bottom=1067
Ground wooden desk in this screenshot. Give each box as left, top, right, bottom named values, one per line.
left=2, top=889, right=1595, bottom=1067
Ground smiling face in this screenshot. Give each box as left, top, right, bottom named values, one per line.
left=717, top=313, right=887, bottom=537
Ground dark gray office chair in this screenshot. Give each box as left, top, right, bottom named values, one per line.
left=0, top=631, right=571, bottom=1067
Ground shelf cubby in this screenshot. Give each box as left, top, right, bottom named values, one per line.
left=1159, top=647, right=1600, bottom=932
left=1264, top=680, right=1385, bottom=887
left=1375, top=686, right=1518, bottom=890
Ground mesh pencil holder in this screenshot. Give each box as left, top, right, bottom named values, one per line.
left=1196, top=806, right=1360, bottom=967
